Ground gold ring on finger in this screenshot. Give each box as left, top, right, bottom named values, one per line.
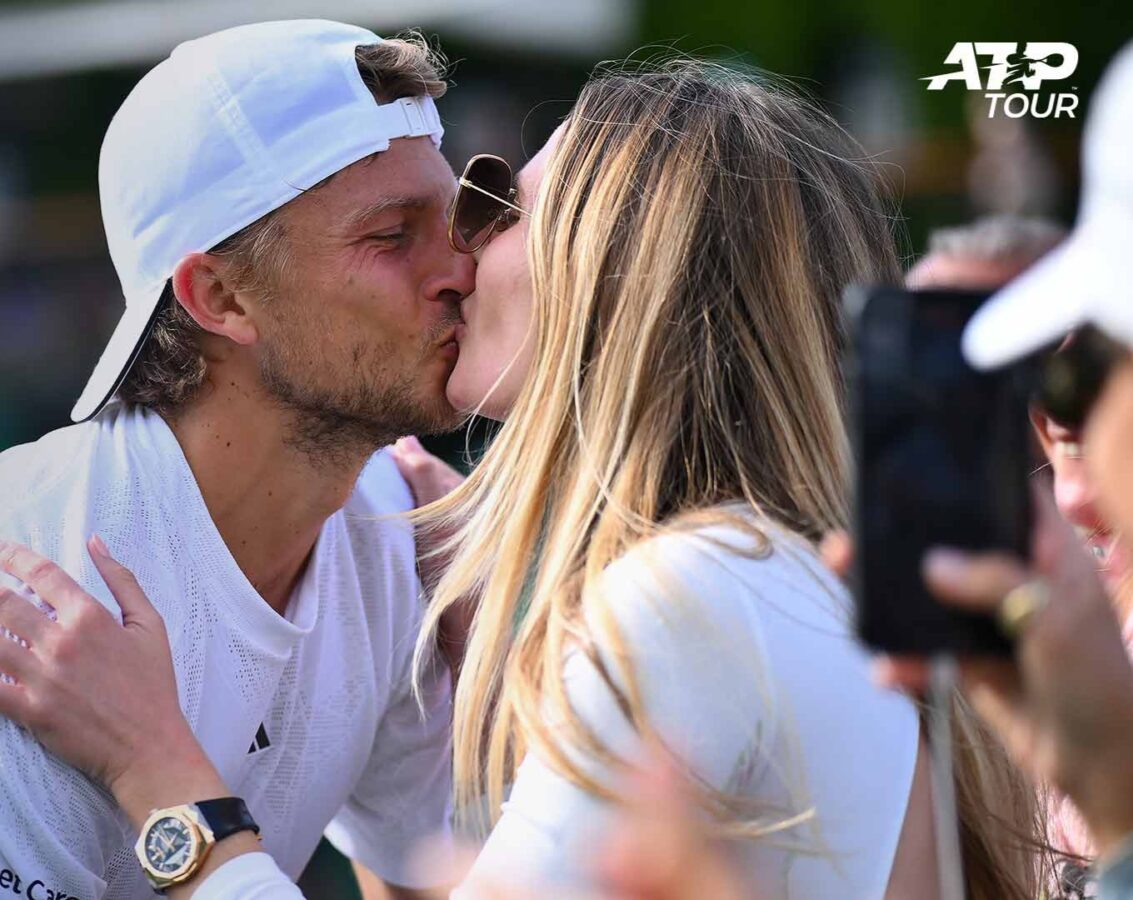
left=997, top=579, right=1051, bottom=639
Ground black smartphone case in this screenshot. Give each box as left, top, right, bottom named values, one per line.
left=846, top=285, right=1032, bottom=656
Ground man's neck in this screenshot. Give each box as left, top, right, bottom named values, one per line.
left=166, top=376, right=374, bottom=616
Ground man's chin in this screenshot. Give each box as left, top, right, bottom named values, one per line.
left=413, top=383, right=464, bottom=434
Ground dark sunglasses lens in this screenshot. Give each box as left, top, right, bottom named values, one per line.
left=1037, top=329, right=1119, bottom=429
left=452, top=157, right=512, bottom=252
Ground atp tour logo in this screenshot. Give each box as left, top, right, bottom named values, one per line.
left=923, top=42, right=1079, bottom=119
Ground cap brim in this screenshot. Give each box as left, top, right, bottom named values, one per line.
left=960, top=201, right=1133, bottom=371
left=962, top=235, right=1101, bottom=370
left=70, top=288, right=165, bottom=422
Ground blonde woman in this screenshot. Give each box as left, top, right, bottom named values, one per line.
left=0, top=61, right=1041, bottom=899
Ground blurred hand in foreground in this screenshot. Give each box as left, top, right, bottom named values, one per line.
left=595, top=754, right=753, bottom=900
left=819, top=490, right=1133, bottom=856
left=404, top=753, right=752, bottom=900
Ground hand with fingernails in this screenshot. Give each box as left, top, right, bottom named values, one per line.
left=0, top=536, right=227, bottom=829
left=820, top=487, right=1133, bottom=858
left=390, top=436, right=467, bottom=509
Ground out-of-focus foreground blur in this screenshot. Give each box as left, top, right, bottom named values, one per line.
left=0, top=0, right=1129, bottom=451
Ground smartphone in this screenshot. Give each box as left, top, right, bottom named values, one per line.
left=846, top=286, right=1033, bottom=656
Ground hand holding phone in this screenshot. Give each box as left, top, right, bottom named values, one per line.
left=846, top=286, right=1034, bottom=656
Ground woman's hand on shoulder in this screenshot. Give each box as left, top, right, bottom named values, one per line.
left=0, top=537, right=219, bottom=825
left=391, top=437, right=466, bottom=508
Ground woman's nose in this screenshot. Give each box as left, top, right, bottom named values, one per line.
left=1052, top=452, right=1103, bottom=530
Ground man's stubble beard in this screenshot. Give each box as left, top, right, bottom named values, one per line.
left=258, top=313, right=463, bottom=471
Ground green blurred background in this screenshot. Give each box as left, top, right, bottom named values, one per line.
left=0, top=0, right=1129, bottom=455
left=0, top=0, right=1129, bottom=893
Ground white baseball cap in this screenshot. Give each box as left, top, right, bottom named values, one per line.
left=963, top=41, right=1133, bottom=369
left=72, top=19, right=445, bottom=422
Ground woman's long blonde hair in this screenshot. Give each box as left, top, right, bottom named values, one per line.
left=416, top=59, right=1046, bottom=898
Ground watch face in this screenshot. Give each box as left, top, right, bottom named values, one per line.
left=143, top=815, right=197, bottom=875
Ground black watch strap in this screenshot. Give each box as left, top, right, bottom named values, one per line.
left=195, top=797, right=260, bottom=842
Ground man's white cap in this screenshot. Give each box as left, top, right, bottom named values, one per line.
left=963, top=41, right=1133, bottom=369
left=72, top=19, right=444, bottom=422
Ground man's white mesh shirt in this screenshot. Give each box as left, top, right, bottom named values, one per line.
left=0, top=403, right=453, bottom=898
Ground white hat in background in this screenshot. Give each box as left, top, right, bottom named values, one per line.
left=72, top=19, right=445, bottom=423
left=963, top=41, right=1133, bottom=369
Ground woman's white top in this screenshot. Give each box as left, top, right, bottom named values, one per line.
left=461, top=520, right=919, bottom=898
left=197, top=518, right=919, bottom=899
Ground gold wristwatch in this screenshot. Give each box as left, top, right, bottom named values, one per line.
left=135, top=798, right=260, bottom=891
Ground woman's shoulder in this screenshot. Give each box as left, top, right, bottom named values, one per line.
left=588, top=514, right=860, bottom=742
left=564, top=516, right=840, bottom=791
left=584, top=516, right=837, bottom=710
left=597, top=512, right=847, bottom=639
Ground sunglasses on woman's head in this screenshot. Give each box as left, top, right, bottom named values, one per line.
left=1035, top=326, right=1129, bottom=431
left=448, top=154, right=529, bottom=254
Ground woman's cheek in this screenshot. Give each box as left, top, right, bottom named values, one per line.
left=1085, top=361, right=1133, bottom=538
left=443, top=327, right=484, bottom=410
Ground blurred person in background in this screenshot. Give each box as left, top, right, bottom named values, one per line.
left=0, top=57, right=1049, bottom=900
left=825, top=39, right=1133, bottom=900
left=908, top=212, right=1133, bottom=888
left=0, top=21, right=475, bottom=900
left=933, top=39, right=1133, bottom=895
left=905, top=215, right=1066, bottom=293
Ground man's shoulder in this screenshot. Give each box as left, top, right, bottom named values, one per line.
left=0, top=407, right=175, bottom=616
left=346, top=448, right=414, bottom=517
left=0, top=419, right=103, bottom=516
left=332, top=447, right=419, bottom=602
left=0, top=405, right=171, bottom=529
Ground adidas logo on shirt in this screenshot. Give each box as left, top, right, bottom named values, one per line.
left=248, top=723, right=272, bottom=755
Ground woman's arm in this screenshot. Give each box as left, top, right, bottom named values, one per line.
left=0, top=538, right=298, bottom=898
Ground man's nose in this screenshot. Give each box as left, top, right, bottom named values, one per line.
left=425, top=244, right=477, bottom=304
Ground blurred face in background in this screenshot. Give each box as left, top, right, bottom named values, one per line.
left=1077, top=355, right=1133, bottom=613
left=445, top=128, right=562, bottom=419
left=908, top=244, right=1132, bottom=616
left=1033, top=404, right=1131, bottom=606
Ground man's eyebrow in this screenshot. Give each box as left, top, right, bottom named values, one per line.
left=342, top=195, right=436, bottom=231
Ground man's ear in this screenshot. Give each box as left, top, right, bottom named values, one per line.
left=171, top=253, right=260, bottom=346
